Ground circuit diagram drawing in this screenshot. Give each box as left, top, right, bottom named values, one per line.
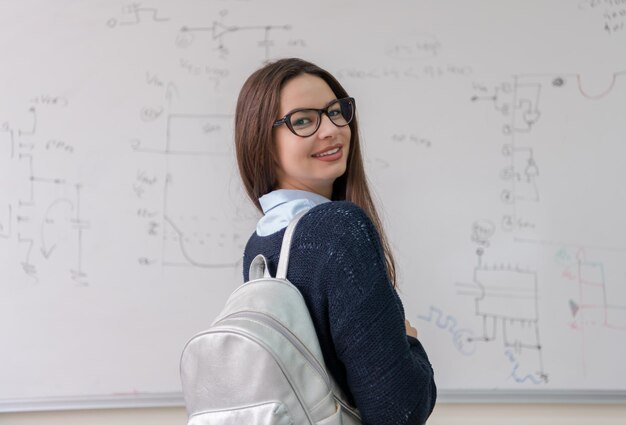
left=472, top=77, right=543, bottom=232
left=471, top=71, right=626, bottom=235
left=107, top=2, right=170, bottom=28
left=456, top=247, right=547, bottom=384
left=457, top=70, right=626, bottom=384
left=556, top=247, right=626, bottom=332
left=0, top=102, right=89, bottom=286
left=176, top=17, right=292, bottom=62
left=132, top=112, right=249, bottom=269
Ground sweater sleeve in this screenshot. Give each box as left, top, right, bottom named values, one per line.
left=325, top=203, right=436, bottom=425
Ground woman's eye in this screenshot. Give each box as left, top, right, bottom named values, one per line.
left=291, top=114, right=314, bottom=128
left=328, top=108, right=341, bottom=117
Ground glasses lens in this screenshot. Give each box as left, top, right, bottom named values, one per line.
left=328, top=98, right=354, bottom=127
left=284, top=98, right=354, bottom=137
left=289, top=109, right=320, bottom=137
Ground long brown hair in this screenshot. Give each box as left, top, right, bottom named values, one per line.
left=235, top=58, right=397, bottom=287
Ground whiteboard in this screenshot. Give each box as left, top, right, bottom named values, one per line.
left=1, top=0, right=625, bottom=411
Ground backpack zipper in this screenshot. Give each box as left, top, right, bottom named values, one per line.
left=218, top=311, right=331, bottom=388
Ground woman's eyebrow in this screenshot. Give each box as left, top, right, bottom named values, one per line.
left=323, top=98, right=339, bottom=107
left=285, top=98, right=338, bottom=114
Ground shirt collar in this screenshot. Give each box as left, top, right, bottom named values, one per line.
left=256, top=189, right=330, bottom=236
left=259, top=189, right=330, bottom=214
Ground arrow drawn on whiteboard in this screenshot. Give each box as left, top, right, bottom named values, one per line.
left=40, top=198, right=74, bottom=259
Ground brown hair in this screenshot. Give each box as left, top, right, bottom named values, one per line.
left=235, top=58, right=397, bottom=287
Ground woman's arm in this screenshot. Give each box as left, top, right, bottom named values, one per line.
left=326, top=202, right=436, bottom=425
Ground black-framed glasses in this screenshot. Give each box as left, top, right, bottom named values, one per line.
left=272, top=97, right=355, bottom=137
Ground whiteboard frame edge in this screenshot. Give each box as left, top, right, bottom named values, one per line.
left=438, top=390, right=626, bottom=404
left=1, top=390, right=626, bottom=412
left=0, top=393, right=185, bottom=413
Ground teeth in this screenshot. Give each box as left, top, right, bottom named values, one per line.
left=314, top=147, right=339, bottom=157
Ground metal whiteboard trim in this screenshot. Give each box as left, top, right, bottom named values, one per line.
left=0, top=392, right=184, bottom=413
left=438, top=390, right=626, bottom=404
left=2, top=390, right=626, bottom=412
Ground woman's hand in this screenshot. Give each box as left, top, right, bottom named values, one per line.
left=405, top=319, right=418, bottom=338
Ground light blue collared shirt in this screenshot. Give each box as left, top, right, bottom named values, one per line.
left=256, top=189, right=331, bottom=236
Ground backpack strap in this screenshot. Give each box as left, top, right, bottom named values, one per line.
left=247, top=208, right=310, bottom=281
left=276, top=209, right=310, bottom=279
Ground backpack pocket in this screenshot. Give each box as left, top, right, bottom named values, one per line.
left=316, top=403, right=362, bottom=425
left=189, top=401, right=294, bottom=425
left=315, top=404, right=342, bottom=425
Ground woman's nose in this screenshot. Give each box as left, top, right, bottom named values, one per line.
left=316, top=114, right=339, bottom=138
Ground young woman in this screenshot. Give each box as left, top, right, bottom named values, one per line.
left=235, top=58, right=436, bottom=425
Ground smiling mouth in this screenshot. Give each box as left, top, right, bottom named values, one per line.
left=312, top=146, right=341, bottom=158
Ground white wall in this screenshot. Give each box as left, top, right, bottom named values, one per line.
left=2, top=404, right=626, bottom=425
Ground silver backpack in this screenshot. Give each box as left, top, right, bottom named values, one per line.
left=180, top=211, right=362, bottom=425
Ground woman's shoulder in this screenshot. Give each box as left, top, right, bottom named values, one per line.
left=306, top=200, right=371, bottom=224
left=300, top=201, right=381, bottom=248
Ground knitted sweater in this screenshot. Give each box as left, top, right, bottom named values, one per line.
left=243, top=201, right=436, bottom=425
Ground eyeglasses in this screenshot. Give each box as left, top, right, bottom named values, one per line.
left=272, top=97, right=355, bottom=137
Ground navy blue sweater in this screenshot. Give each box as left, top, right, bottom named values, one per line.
left=243, top=201, right=436, bottom=424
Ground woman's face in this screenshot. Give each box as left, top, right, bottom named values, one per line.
left=273, top=73, right=351, bottom=199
